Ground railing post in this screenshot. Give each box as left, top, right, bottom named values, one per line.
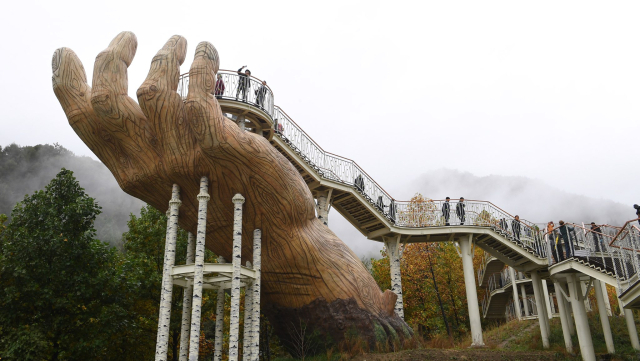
left=155, top=185, right=181, bottom=361
left=189, top=177, right=210, bottom=361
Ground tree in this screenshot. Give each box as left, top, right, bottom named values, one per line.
left=0, top=169, right=139, bottom=360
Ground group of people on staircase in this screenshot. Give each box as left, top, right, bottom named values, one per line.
left=441, top=197, right=466, bottom=226
left=212, top=66, right=269, bottom=109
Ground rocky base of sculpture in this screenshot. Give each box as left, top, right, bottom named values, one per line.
left=264, top=296, right=413, bottom=356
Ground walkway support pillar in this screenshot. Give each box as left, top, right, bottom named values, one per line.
left=624, top=308, right=640, bottom=350
left=188, top=177, right=210, bottom=361
left=542, top=280, right=553, bottom=320
left=229, top=193, right=245, bottom=361
left=601, top=282, right=612, bottom=316
left=315, top=190, right=332, bottom=226
left=243, top=262, right=253, bottom=360
left=530, top=271, right=550, bottom=349
left=594, top=279, right=614, bottom=354
left=520, top=284, right=530, bottom=316
left=155, top=184, right=181, bottom=361
left=509, top=267, right=522, bottom=320
left=179, top=232, right=196, bottom=361
left=384, top=235, right=404, bottom=319
left=251, top=229, right=262, bottom=361
left=459, top=234, right=483, bottom=346
left=213, top=257, right=226, bottom=361
left=553, top=280, right=573, bottom=354
left=567, top=275, right=596, bottom=361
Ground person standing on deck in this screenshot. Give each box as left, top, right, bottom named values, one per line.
left=236, top=66, right=251, bottom=101
left=558, top=220, right=575, bottom=259
left=511, top=215, right=522, bottom=243
left=456, top=197, right=466, bottom=225
left=442, top=197, right=451, bottom=226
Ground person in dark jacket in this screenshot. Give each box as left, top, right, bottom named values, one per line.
left=548, top=221, right=564, bottom=262
left=634, top=204, right=640, bottom=225
left=456, top=197, right=466, bottom=225
left=511, top=215, right=522, bottom=243
left=214, top=74, right=225, bottom=97
left=236, top=66, right=251, bottom=101
left=587, top=222, right=605, bottom=252
left=558, top=220, right=575, bottom=259
left=442, top=197, right=451, bottom=226
left=255, top=80, right=268, bottom=108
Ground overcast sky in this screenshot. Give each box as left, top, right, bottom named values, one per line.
left=2, top=1, right=639, bottom=254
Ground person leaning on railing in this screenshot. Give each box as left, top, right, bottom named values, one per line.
left=587, top=222, right=605, bottom=252
left=255, top=80, right=268, bottom=109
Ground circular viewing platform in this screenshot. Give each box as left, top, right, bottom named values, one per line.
left=178, top=70, right=275, bottom=139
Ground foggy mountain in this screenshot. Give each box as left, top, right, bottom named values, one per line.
left=0, top=143, right=144, bottom=247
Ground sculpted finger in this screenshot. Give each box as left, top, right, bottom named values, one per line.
left=90, top=31, right=162, bottom=181
left=185, top=42, right=224, bottom=155
left=137, top=35, right=190, bottom=168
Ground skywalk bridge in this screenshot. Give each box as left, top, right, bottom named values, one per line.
left=178, top=71, right=640, bottom=360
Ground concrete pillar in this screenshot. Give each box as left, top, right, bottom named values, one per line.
left=594, top=279, right=614, bottom=354
left=509, top=267, right=522, bottom=320
left=229, top=194, right=245, bottom=361
left=553, top=280, right=573, bottom=354
left=251, top=229, right=262, bottom=361
left=189, top=177, right=210, bottom=361
left=315, top=190, right=331, bottom=226
left=521, top=284, right=530, bottom=316
left=242, top=262, right=253, bottom=360
left=624, top=308, right=640, bottom=350
left=530, top=272, right=550, bottom=349
left=567, top=274, right=596, bottom=361
left=179, top=232, right=196, bottom=361
left=563, top=292, right=575, bottom=336
left=236, top=115, right=245, bottom=131
left=213, top=257, right=226, bottom=361
left=616, top=287, right=625, bottom=316
left=155, top=184, right=181, bottom=361
left=459, top=234, right=484, bottom=346
left=384, top=236, right=404, bottom=319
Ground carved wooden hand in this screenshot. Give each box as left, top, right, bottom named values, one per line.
left=52, top=32, right=410, bottom=348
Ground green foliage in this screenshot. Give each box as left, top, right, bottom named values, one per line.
left=0, top=169, right=143, bottom=360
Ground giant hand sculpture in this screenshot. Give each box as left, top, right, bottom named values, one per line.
left=52, top=32, right=411, bottom=349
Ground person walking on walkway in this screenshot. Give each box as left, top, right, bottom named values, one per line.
left=214, top=74, right=225, bottom=98
left=558, top=220, right=575, bottom=259
left=511, top=215, right=522, bottom=243
left=442, top=197, right=451, bottom=226
left=456, top=197, right=466, bottom=225
left=236, top=66, right=251, bottom=101
left=255, top=80, right=268, bottom=108
left=548, top=221, right=564, bottom=263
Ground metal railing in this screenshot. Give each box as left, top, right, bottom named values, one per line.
left=505, top=296, right=539, bottom=321
left=177, top=70, right=275, bottom=117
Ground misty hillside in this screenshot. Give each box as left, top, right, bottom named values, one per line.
left=402, top=169, right=635, bottom=226
left=0, top=143, right=144, bottom=247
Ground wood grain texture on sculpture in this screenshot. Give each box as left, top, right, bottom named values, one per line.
left=52, top=32, right=411, bottom=351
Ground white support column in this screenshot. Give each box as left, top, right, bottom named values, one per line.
left=155, top=184, right=181, bottom=361
left=567, top=274, right=596, bottom=361
left=601, top=281, right=612, bottom=316
left=229, top=194, right=245, bottom=361
left=213, top=256, right=226, bottom=361
left=542, top=280, right=553, bottom=320
left=236, top=115, right=246, bottom=131
left=563, top=292, right=575, bottom=336
left=624, top=308, right=640, bottom=350
left=459, top=234, right=484, bottom=346
left=581, top=281, right=592, bottom=312
left=530, top=271, right=550, bottom=349
left=251, top=229, right=262, bottom=361
left=189, top=177, right=210, bottom=361
left=521, top=284, right=530, bottom=316
left=384, top=235, right=404, bottom=319
left=553, top=280, right=573, bottom=354
left=315, top=190, right=331, bottom=226
left=179, top=232, right=196, bottom=361
left=616, top=287, right=626, bottom=316
left=508, top=267, right=522, bottom=320
left=243, top=262, right=253, bottom=360
left=594, top=279, right=615, bottom=354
